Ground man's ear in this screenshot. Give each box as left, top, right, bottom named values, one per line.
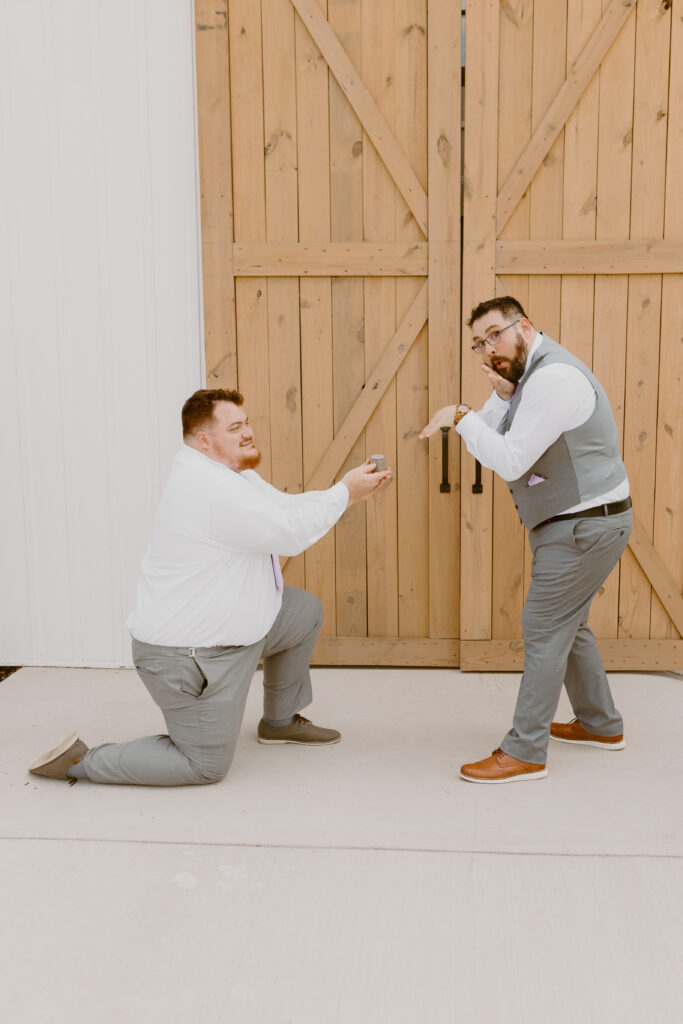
left=194, top=428, right=210, bottom=452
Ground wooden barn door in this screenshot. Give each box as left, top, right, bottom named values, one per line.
left=194, top=0, right=462, bottom=665
left=460, top=0, right=683, bottom=671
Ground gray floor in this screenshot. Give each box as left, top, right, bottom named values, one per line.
left=2, top=666, right=682, bottom=1023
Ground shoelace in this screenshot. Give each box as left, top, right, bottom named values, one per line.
left=291, top=714, right=311, bottom=727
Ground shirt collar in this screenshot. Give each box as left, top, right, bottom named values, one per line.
left=519, top=331, right=544, bottom=383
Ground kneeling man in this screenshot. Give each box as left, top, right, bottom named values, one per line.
left=31, top=388, right=390, bottom=785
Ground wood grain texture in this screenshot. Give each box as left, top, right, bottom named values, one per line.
left=307, top=283, right=428, bottom=492
left=296, top=0, right=336, bottom=633
left=290, top=0, right=428, bottom=235
left=618, top=0, right=671, bottom=638
left=496, top=0, right=639, bottom=231
left=312, top=636, right=459, bottom=666
left=460, top=0, right=499, bottom=641
left=234, top=242, right=428, bottom=276
left=460, top=638, right=683, bottom=671
left=589, top=0, right=634, bottom=638
left=361, top=0, right=398, bottom=637
left=329, top=0, right=367, bottom=636
left=496, top=240, right=683, bottom=274
left=228, top=0, right=272, bottom=477
left=427, top=0, right=461, bottom=639
left=394, top=0, right=428, bottom=639
left=262, top=0, right=305, bottom=587
left=195, top=0, right=237, bottom=388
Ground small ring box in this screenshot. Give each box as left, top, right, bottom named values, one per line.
left=370, top=454, right=386, bottom=473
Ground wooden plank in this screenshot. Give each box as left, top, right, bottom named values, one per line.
left=312, top=636, right=459, bottom=666
left=496, top=0, right=639, bottom=231
left=589, top=0, right=635, bottom=638
left=395, top=0, right=428, bottom=639
left=262, top=0, right=305, bottom=588
left=460, top=638, right=683, bottom=671
left=524, top=0, right=568, bottom=621
left=329, top=0, right=366, bottom=637
left=233, top=242, right=429, bottom=276
left=652, top=1, right=683, bottom=640
left=307, top=282, right=428, bottom=492
left=290, top=0, right=428, bottom=235
left=228, top=0, right=272, bottom=477
left=496, top=240, right=683, bottom=274
left=492, top=0, right=532, bottom=642
left=460, top=0, right=499, bottom=642
left=561, top=0, right=601, bottom=372
left=296, top=0, right=336, bottom=633
left=427, top=0, right=461, bottom=640
left=195, top=0, right=237, bottom=387
left=619, top=0, right=670, bottom=639
left=360, top=0, right=398, bottom=638
left=653, top=273, right=683, bottom=641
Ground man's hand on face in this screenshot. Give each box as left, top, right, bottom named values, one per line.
left=342, top=461, right=392, bottom=504
left=481, top=362, right=516, bottom=401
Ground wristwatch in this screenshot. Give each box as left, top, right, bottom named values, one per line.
left=453, top=403, right=470, bottom=426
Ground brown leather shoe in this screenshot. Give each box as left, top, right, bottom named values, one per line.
left=550, top=718, right=625, bottom=749
left=257, top=714, right=341, bottom=745
left=460, top=748, right=548, bottom=784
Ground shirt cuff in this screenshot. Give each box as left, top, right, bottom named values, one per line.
left=456, top=410, right=485, bottom=443
left=332, top=481, right=350, bottom=510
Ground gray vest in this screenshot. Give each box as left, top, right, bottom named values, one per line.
left=500, top=336, right=627, bottom=530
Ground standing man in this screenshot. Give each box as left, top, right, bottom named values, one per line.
left=30, top=388, right=390, bottom=786
left=420, top=297, right=632, bottom=784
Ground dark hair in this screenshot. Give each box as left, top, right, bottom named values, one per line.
left=466, top=296, right=528, bottom=328
left=182, top=388, right=244, bottom=437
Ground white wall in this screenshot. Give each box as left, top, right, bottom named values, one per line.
left=0, top=0, right=204, bottom=666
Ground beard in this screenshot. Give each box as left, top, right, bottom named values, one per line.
left=490, top=330, right=528, bottom=383
left=238, top=447, right=262, bottom=470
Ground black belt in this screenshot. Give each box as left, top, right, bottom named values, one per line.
left=537, top=496, right=631, bottom=530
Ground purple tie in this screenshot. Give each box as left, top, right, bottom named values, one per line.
left=271, top=554, right=284, bottom=593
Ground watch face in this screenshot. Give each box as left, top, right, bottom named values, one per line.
left=457, top=404, right=468, bottom=414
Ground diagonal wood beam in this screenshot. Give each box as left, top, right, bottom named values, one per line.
left=496, top=0, right=638, bottom=233
left=307, top=281, right=428, bottom=491
left=289, top=0, right=428, bottom=237
left=628, top=514, right=683, bottom=637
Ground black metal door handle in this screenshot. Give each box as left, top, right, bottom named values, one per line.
left=472, top=460, right=483, bottom=494
left=440, top=426, right=451, bottom=493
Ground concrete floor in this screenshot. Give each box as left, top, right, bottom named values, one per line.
left=1, top=665, right=682, bottom=1023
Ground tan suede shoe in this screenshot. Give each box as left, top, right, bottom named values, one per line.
left=257, top=714, right=341, bottom=745
left=460, top=748, right=548, bottom=784
left=550, top=718, right=625, bottom=749
left=29, top=734, right=88, bottom=780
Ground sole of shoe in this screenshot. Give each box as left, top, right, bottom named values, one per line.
left=459, top=767, right=549, bottom=784
left=257, top=736, right=341, bottom=746
left=28, top=732, right=80, bottom=773
left=550, top=735, right=625, bottom=750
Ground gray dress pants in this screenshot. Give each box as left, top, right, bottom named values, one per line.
left=83, top=586, right=323, bottom=785
left=500, top=509, right=632, bottom=765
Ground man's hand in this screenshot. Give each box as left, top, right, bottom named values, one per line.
left=418, top=405, right=458, bottom=440
left=342, top=460, right=392, bottom=504
left=481, top=362, right=516, bottom=400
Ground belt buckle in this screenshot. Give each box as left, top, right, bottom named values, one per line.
left=188, top=647, right=196, bottom=657
left=603, top=503, right=610, bottom=516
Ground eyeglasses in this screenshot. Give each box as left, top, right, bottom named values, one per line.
left=471, top=319, right=522, bottom=354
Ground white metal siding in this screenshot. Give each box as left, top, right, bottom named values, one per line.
left=0, top=0, right=204, bottom=666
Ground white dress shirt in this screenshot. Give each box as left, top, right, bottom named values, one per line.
left=128, top=445, right=349, bottom=647
left=457, top=332, right=629, bottom=515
